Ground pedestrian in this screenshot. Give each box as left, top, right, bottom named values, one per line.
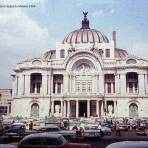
left=29, top=121, right=33, bottom=130
left=0, top=121, right=4, bottom=133
left=115, top=122, right=121, bottom=136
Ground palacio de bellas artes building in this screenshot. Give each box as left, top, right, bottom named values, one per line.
left=11, top=12, right=148, bottom=120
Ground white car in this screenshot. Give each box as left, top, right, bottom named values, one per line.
left=83, top=124, right=101, bottom=138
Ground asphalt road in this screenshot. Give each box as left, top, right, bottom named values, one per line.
left=78, top=130, right=148, bottom=148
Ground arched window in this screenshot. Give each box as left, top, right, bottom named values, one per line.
left=126, top=59, right=137, bottom=64
left=60, top=49, right=65, bottom=58
left=31, top=103, right=39, bottom=118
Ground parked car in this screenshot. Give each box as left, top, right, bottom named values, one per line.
left=69, top=120, right=81, bottom=130
left=136, top=126, right=148, bottom=136
left=36, top=125, right=77, bottom=141
left=100, top=125, right=112, bottom=135
left=106, top=141, right=148, bottom=148
left=4, top=123, right=26, bottom=135
left=0, top=132, right=22, bottom=143
left=83, top=124, right=101, bottom=138
left=17, top=133, right=92, bottom=148
left=118, top=124, right=129, bottom=131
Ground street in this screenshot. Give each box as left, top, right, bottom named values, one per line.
left=78, top=130, right=148, bottom=148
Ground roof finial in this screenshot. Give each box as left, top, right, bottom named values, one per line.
left=83, top=12, right=88, bottom=18
left=81, top=12, right=90, bottom=29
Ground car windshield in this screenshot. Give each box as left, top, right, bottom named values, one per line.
left=85, top=126, right=99, bottom=130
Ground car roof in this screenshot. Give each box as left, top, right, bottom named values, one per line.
left=21, top=133, right=62, bottom=141
left=106, top=141, right=148, bottom=148
left=0, top=144, right=16, bottom=148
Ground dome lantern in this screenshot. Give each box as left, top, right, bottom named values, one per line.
left=81, top=12, right=90, bottom=29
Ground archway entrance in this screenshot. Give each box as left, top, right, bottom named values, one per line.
left=79, top=101, right=87, bottom=117
left=129, top=103, right=138, bottom=118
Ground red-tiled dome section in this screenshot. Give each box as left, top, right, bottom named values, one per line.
left=63, top=29, right=109, bottom=44
left=115, top=48, right=129, bottom=58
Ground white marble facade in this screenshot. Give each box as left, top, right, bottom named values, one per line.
left=11, top=13, right=148, bottom=119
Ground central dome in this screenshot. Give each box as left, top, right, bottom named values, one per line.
left=63, top=12, right=109, bottom=44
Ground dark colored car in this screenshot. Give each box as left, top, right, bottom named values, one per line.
left=4, top=123, right=26, bottom=135
left=36, top=125, right=77, bottom=142
left=18, top=133, right=92, bottom=148
left=0, top=133, right=22, bottom=143
left=136, top=126, right=148, bottom=136
left=106, top=141, right=148, bottom=148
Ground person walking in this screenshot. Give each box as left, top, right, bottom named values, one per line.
left=29, top=121, right=33, bottom=130
left=115, top=122, right=121, bottom=136
left=0, top=121, right=4, bottom=134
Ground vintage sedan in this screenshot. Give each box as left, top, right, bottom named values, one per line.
left=36, top=125, right=77, bottom=141
left=100, top=125, right=112, bottom=135
left=4, top=123, right=26, bottom=136
left=17, top=133, right=92, bottom=148
left=0, top=132, right=22, bottom=143
left=106, top=141, right=148, bottom=148
left=83, top=124, right=101, bottom=138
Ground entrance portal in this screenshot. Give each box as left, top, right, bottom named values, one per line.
left=79, top=101, right=87, bottom=117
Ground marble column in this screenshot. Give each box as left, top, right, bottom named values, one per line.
left=105, top=83, right=107, bottom=94
left=101, top=100, right=104, bottom=117
left=145, top=74, right=148, bottom=94
left=120, top=74, right=126, bottom=95
left=87, top=100, right=90, bottom=117
left=63, top=74, right=69, bottom=94
left=42, top=74, right=48, bottom=95
left=99, top=74, right=104, bottom=94
left=51, top=100, right=54, bottom=116
left=55, top=83, right=58, bottom=94
left=96, top=100, right=99, bottom=117
left=61, top=100, right=63, bottom=116
left=111, top=82, right=113, bottom=94
left=76, top=100, right=79, bottom=118
left=115, top=74, right=119, bottom=93
left=61, top=83, right=63, bottom=94
left=114, top=100, right=117, bottom=117
left=67, top=100, right=70, bottom=118
left=25, top=74, right=30, bottom=95
left=64, top=101, right=66, bottom=117
left=139, top=74, right=145, bottom=95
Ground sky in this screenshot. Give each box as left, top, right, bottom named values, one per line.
left=0, top=0, right=148, bottom=88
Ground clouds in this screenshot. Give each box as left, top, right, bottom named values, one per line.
left=0, top=7, right=50, bottom=88
left=92, top=9, right=115, bottom=18
left=131, top=42, right=148, bottom=59
left=0, top=8, right=49, bottom=55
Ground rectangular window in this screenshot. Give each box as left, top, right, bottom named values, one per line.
left=87, top=82, right=92, bottom=92
left=76, top=82, right=80, bottom=92
left=106, top=49, right=110, bottom=58
left=60, top=49, right=65, bottom=58
left=82, top=82, right=86, bottom=92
